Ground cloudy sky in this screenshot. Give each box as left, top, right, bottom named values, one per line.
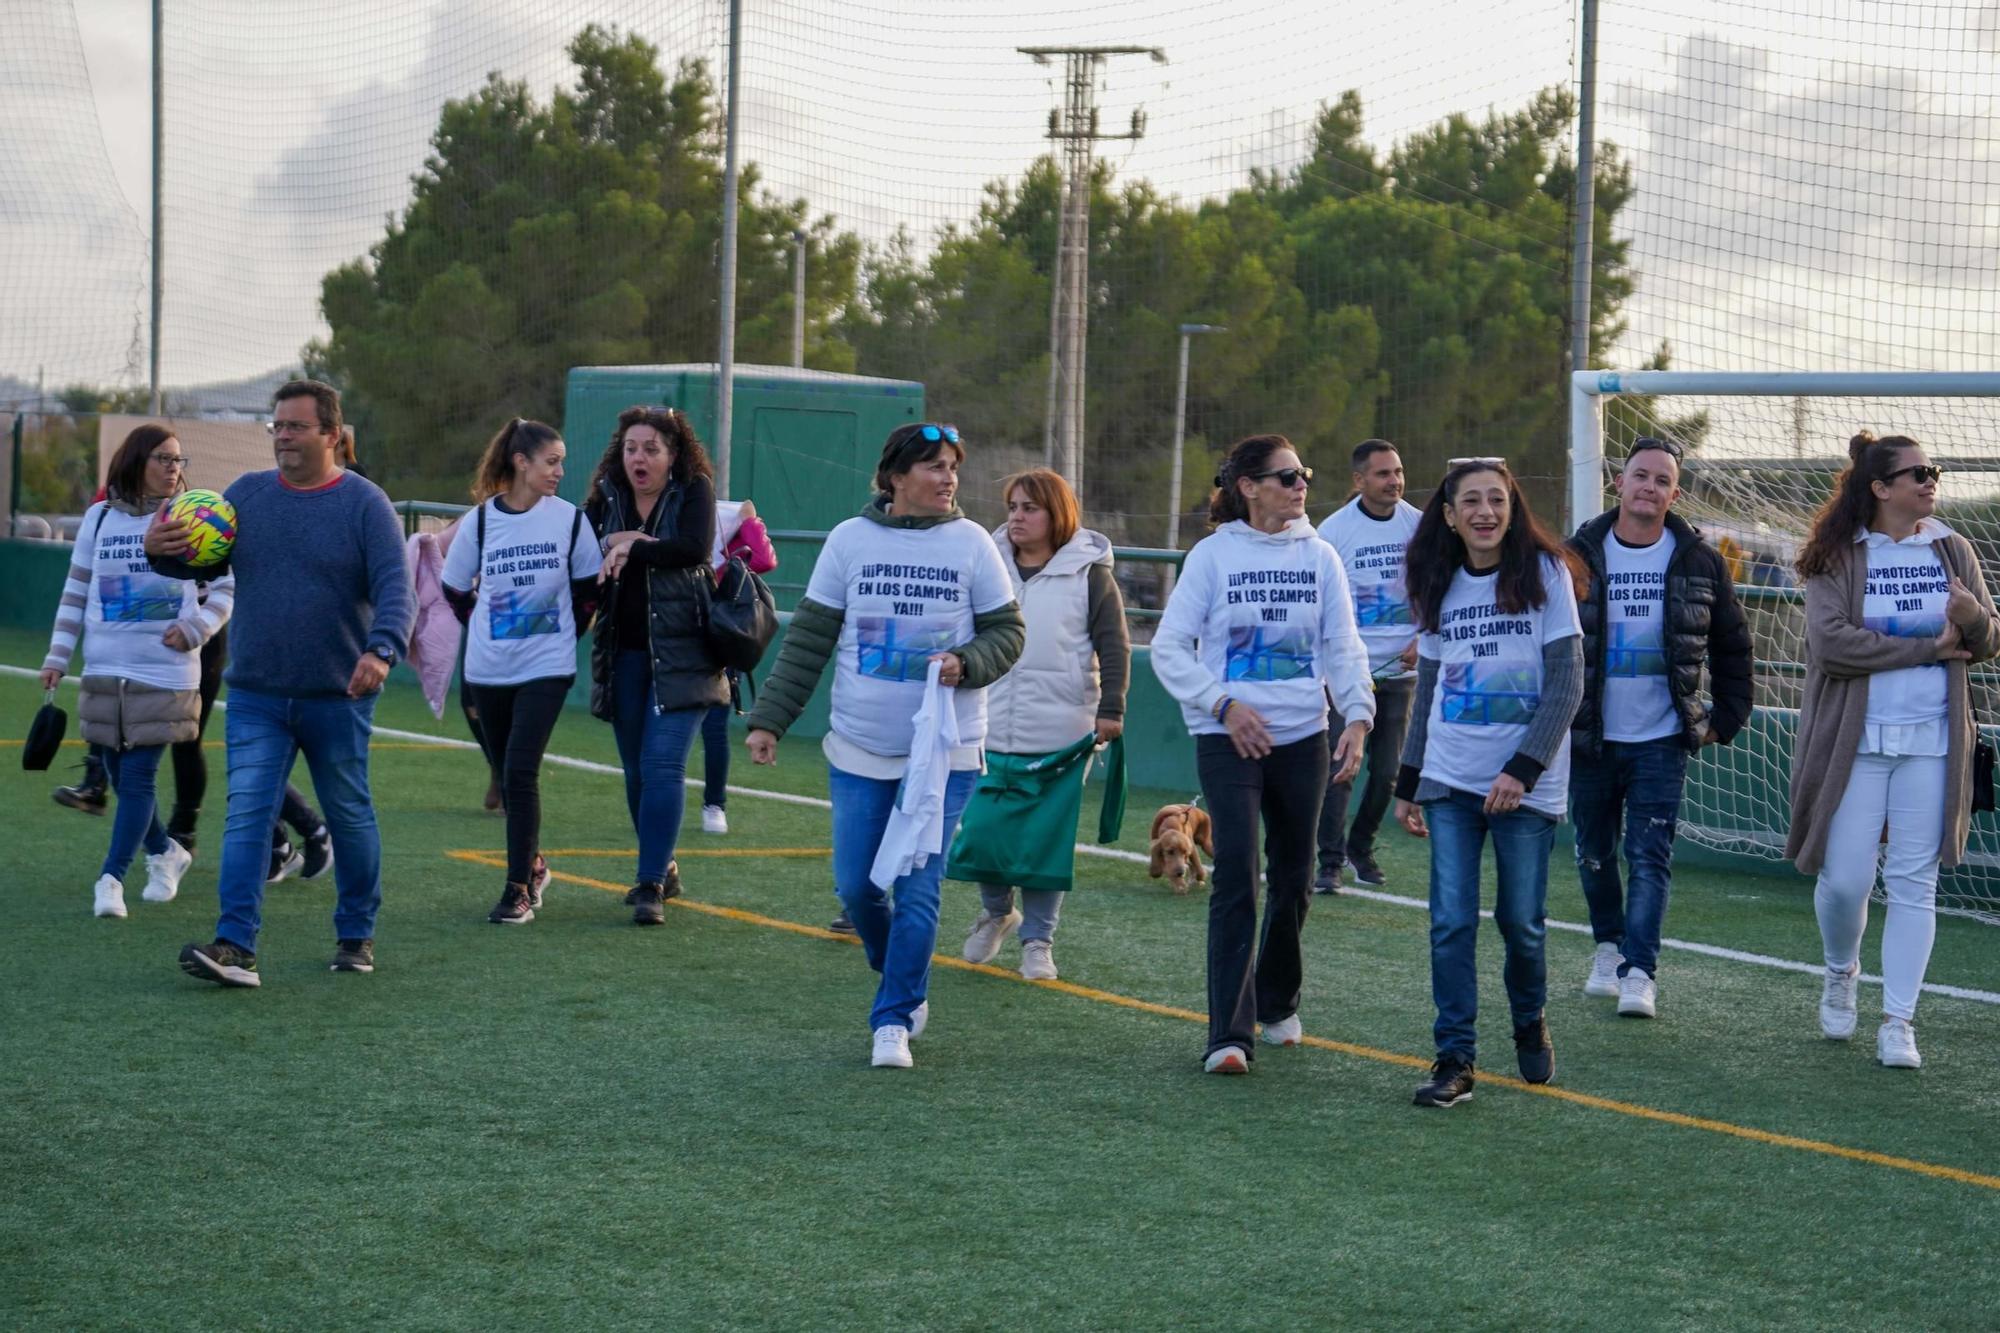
left=7, top=0, right=1999, bottom=429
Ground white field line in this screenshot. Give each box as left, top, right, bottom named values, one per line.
left=9, top=664, right=1996, bottom=1006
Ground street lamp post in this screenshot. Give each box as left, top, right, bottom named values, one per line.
left=791, top=229, right=807, bottom=369
left=1166, top=323, right=1226, bottom=590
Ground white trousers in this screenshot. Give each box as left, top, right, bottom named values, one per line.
left=1813, top=750, right=1944, bottom=1022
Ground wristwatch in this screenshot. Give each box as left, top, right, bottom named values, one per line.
left=370, top=646, right=397, bottom=668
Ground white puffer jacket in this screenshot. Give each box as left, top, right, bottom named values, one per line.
left=984, top=526, right=1112, bottom=755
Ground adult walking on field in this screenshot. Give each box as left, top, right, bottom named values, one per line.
left=148, top=380, right=411, bottom=986
left=1153, top=434, right=1375, bottom=1076
left=1567, top=436, right=1753, bottom=1020
left=584, top=406, right=726, bottom=926
left=952, top=467, right=1130, bottom=982
left=1393, top=459, right=1585, bottom=1108
left=42, top=425, right=228, bottom=918
left=745, top=424, right=1025, bottom=1070
left=443, top=417, right=602, bottom=926
left=1314, top=438, right=1422, bottom=891
left=1787, top=431, right=1996, bottom=1070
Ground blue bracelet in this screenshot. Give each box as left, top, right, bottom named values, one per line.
left=1217, top=698, right=1234, bottom=725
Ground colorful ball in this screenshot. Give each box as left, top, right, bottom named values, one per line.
left=166, top=489, right=237, bottom=568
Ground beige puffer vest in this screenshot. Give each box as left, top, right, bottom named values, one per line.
left=984, top=527, right=1111, bottom=755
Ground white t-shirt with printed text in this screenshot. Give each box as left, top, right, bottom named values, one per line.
left=77, top=502, right=207, bottom=691
left=442, top=496, right=603, bottom=687
left=1418, top=554, right=1583, bottom=819
left=1318, top=496, right=1422, bottom=679
left=804, top=514, right=1016, bottom=757
left=1599, top=528, right=1679, bottom=743
left=1859, top=526, right=1949, bottom=729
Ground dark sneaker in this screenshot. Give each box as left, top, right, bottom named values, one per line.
left=1311, top=868, right=1343, bottom=895
left=528, top=856, right=551, bottom=909
left=1513, top=1016, right=1555, bottom=1085
left=662, top=860, right=683, bottom=900
left=488, top=884, right=534, bottom=925
left=1413, top=1054, right=1476, bottom=1108
left=828, top=908, right=857, bottom=934
left=630, top=881, right=666, bottom=926
left=300, top=825, right=333, bottom=880
left=330, top=938, right=375, bottom=972
left=53, top=780, right=108, bottom=816
left=267, top=838, right=303, bottom=884
left=1345, top=845, right=1387, bottom=886
left=180, top=939, right=260, bottom=988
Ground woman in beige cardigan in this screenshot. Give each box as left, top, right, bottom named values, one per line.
left=1787, top=431, right=1996, bottom=1070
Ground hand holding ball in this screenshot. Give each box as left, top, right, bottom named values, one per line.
left=163, top=489, right=237, bottom=568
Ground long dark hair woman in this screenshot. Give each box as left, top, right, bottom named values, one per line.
left=1787, top=431, right=1995, bottom=1070
left=444, top=417, right=602, bottom=925
left=40, top=425, right=229, bottom=917
left=1151, top=434, right=1376, bottom=1075
left=583, top=406, right=726, bottom=925
left=1392, top=458, right=1586, bottom=1108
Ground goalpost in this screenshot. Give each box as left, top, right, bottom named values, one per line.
left=1570, top=370, right=2000, bottom=926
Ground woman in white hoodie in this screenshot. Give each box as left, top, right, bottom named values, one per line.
left=1153, top=434, right=1375, bottom=1074
left=955, top=468, right=1130, bottom=981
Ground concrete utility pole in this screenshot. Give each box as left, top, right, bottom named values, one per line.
left=149, top=0, right=163, bottom=415
left=1020, top=44, right=1165, bottom=494
left=791, top=230, right=807, bottom=369
left=714, top=0, right=743, bottom=497
left=1167, top=324, right=1226, bottom=585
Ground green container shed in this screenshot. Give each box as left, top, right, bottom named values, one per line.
left=559, top=364, right=925, bottom=532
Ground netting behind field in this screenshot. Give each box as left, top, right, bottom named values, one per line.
left=1597, top=391, right=2000, bottom=924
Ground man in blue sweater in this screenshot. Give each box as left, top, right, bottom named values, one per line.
left=147, top=380, right=411, bottom=986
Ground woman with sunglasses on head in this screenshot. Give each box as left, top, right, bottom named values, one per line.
left=1392, top=459, right=1585, bottom=1108
left=584, top=406, right=724, bottom=925
left=1153, top=435, right=1374, bottom=1075
left=444, top=418, right=602, bottom=926
left=746, top=424, right=1025, bottom=1070
left=1788, top=432, right=1995, bottom=1070
left=40, top=425, right=230, bottom=918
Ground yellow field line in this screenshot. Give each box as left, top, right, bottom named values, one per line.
left=444, top=849, right=2000, bottom=1193
left=531, top=847, right=831, bottom=859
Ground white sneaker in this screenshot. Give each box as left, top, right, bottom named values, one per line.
left=961, top=907, right=1022, bottom=964
left=1877, top=1018, right=1922, bottom=1069
left=1204, top=1046, right=1250, bottom=1074
left=1260, top=1013, right=1303, bottom=1046
left=871, top=1024, right=913, bottom=1068
left=93, top=873, right=127, bottom=918
left=1584, top=942, right=1623, bottom=998
left=1617, top=967, right=1657, bottom=1019
left=909, top=1001, right=929, bottom=1040
left=1021, top=939, right=1058, bottom=981
left=701, top=804, right=728, bottom=835
left=1820, top=965, right=1860, bottom=1041
left=142, top=838, right=193, bottom=903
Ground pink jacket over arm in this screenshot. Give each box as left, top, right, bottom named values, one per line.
left=404, top=516, right=467, bottom=719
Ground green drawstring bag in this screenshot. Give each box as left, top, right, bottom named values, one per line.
left=946, top=734, right=1126, bottom=893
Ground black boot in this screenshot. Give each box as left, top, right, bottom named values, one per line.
left=53, top=749, right=109, bottom=815
left=630, top=880, right=666, bottom=926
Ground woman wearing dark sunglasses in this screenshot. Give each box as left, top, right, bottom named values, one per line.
left=745, top=423, right=1025, bottom=1069
left=1788, top=431, right=1996, bottom=1070
left=1153, top=434, right=1375, bottom=1074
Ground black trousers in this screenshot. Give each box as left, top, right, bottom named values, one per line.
left=1317, top=676, right=1414, bottom=870
left=1197, top=729, right=1330, bottom=1059
left=467, top=676, right=573, bottom=883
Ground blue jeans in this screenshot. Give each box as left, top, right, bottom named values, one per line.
left=701, top=699, right=732, bottom=808
left=1570, top=737, right=1687, bottom=978
left=101, top=745, right=168, bottom=881
left=1424, top=790, right=1556, bottom=1062
left=829, top=763, right=977, bottom=1032
left=610, top=650, right=704, bottom=885
left=216, top=688, right=382, bottom=952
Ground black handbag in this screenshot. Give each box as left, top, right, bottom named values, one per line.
left=703, top=556, right=778, bottom=673
left=1973, top=738, right=1995, bottom=815
left=23, top=689, right=66, bottom=771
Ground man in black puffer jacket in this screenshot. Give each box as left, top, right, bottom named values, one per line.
left=1567, top=437, right=1753, bottom=1021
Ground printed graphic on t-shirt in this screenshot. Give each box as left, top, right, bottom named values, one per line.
left=1606, top=620, right=1667, bottom=677
left=1353, top=579, right=1413, bottom=628
left=1225, top=623, right=1316, bottom=682
left=856, top=614, right=957, bottom=681
left=1440, top=659, right=1541, bottom=725
left=489, top=585, right=563, bottom=640
left=98, top=573, right=181, bottom=622
left=1604, top=567, right=1669, bottom=675
left=1864, top=559, right=1948, bottom=646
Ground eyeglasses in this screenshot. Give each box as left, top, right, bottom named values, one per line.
left=1246, top=466, right=1312, bottom=489
left=1629, top=436, right=1685, bottom=461
left=913, top=423, right=960, bottom=444
left=266, top=420, right=323, bottom=437
left=1446, top=456, right=1506, bottom=469
left=1883, top=463, right=1943, bottom=485
left=149, top=452, right=189, bottom=470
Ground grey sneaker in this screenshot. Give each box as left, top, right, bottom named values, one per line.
left=1021, top=939, right=1058, bottom=981
left=1820, top=965, right=1859, bottom=1040
left=1311, top=868, right=1343, bottom=895
left=330, top=938, right=375, bottom=972
left=962, top=907, right=1022, bottom=964
left=1584, top=941, right=1623, bottom=998
left=1617, top=967, right=1657, bottom=1019
left=180, top=938, right=259, bottom=988
left=1344, top=845, right=1386, bottom=886
left=1876, top=1017, right=1921, bottom=1069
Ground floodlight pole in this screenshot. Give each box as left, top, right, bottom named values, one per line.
left=1166, top=323, right=1225, bottom=592
left=714, top=0, right=743, bottom=497
left=791, top=229, right=807, bottom=369
left=1566, top=0, right=1599, bottom=525
left=149, top=0, right=163, bottom=415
